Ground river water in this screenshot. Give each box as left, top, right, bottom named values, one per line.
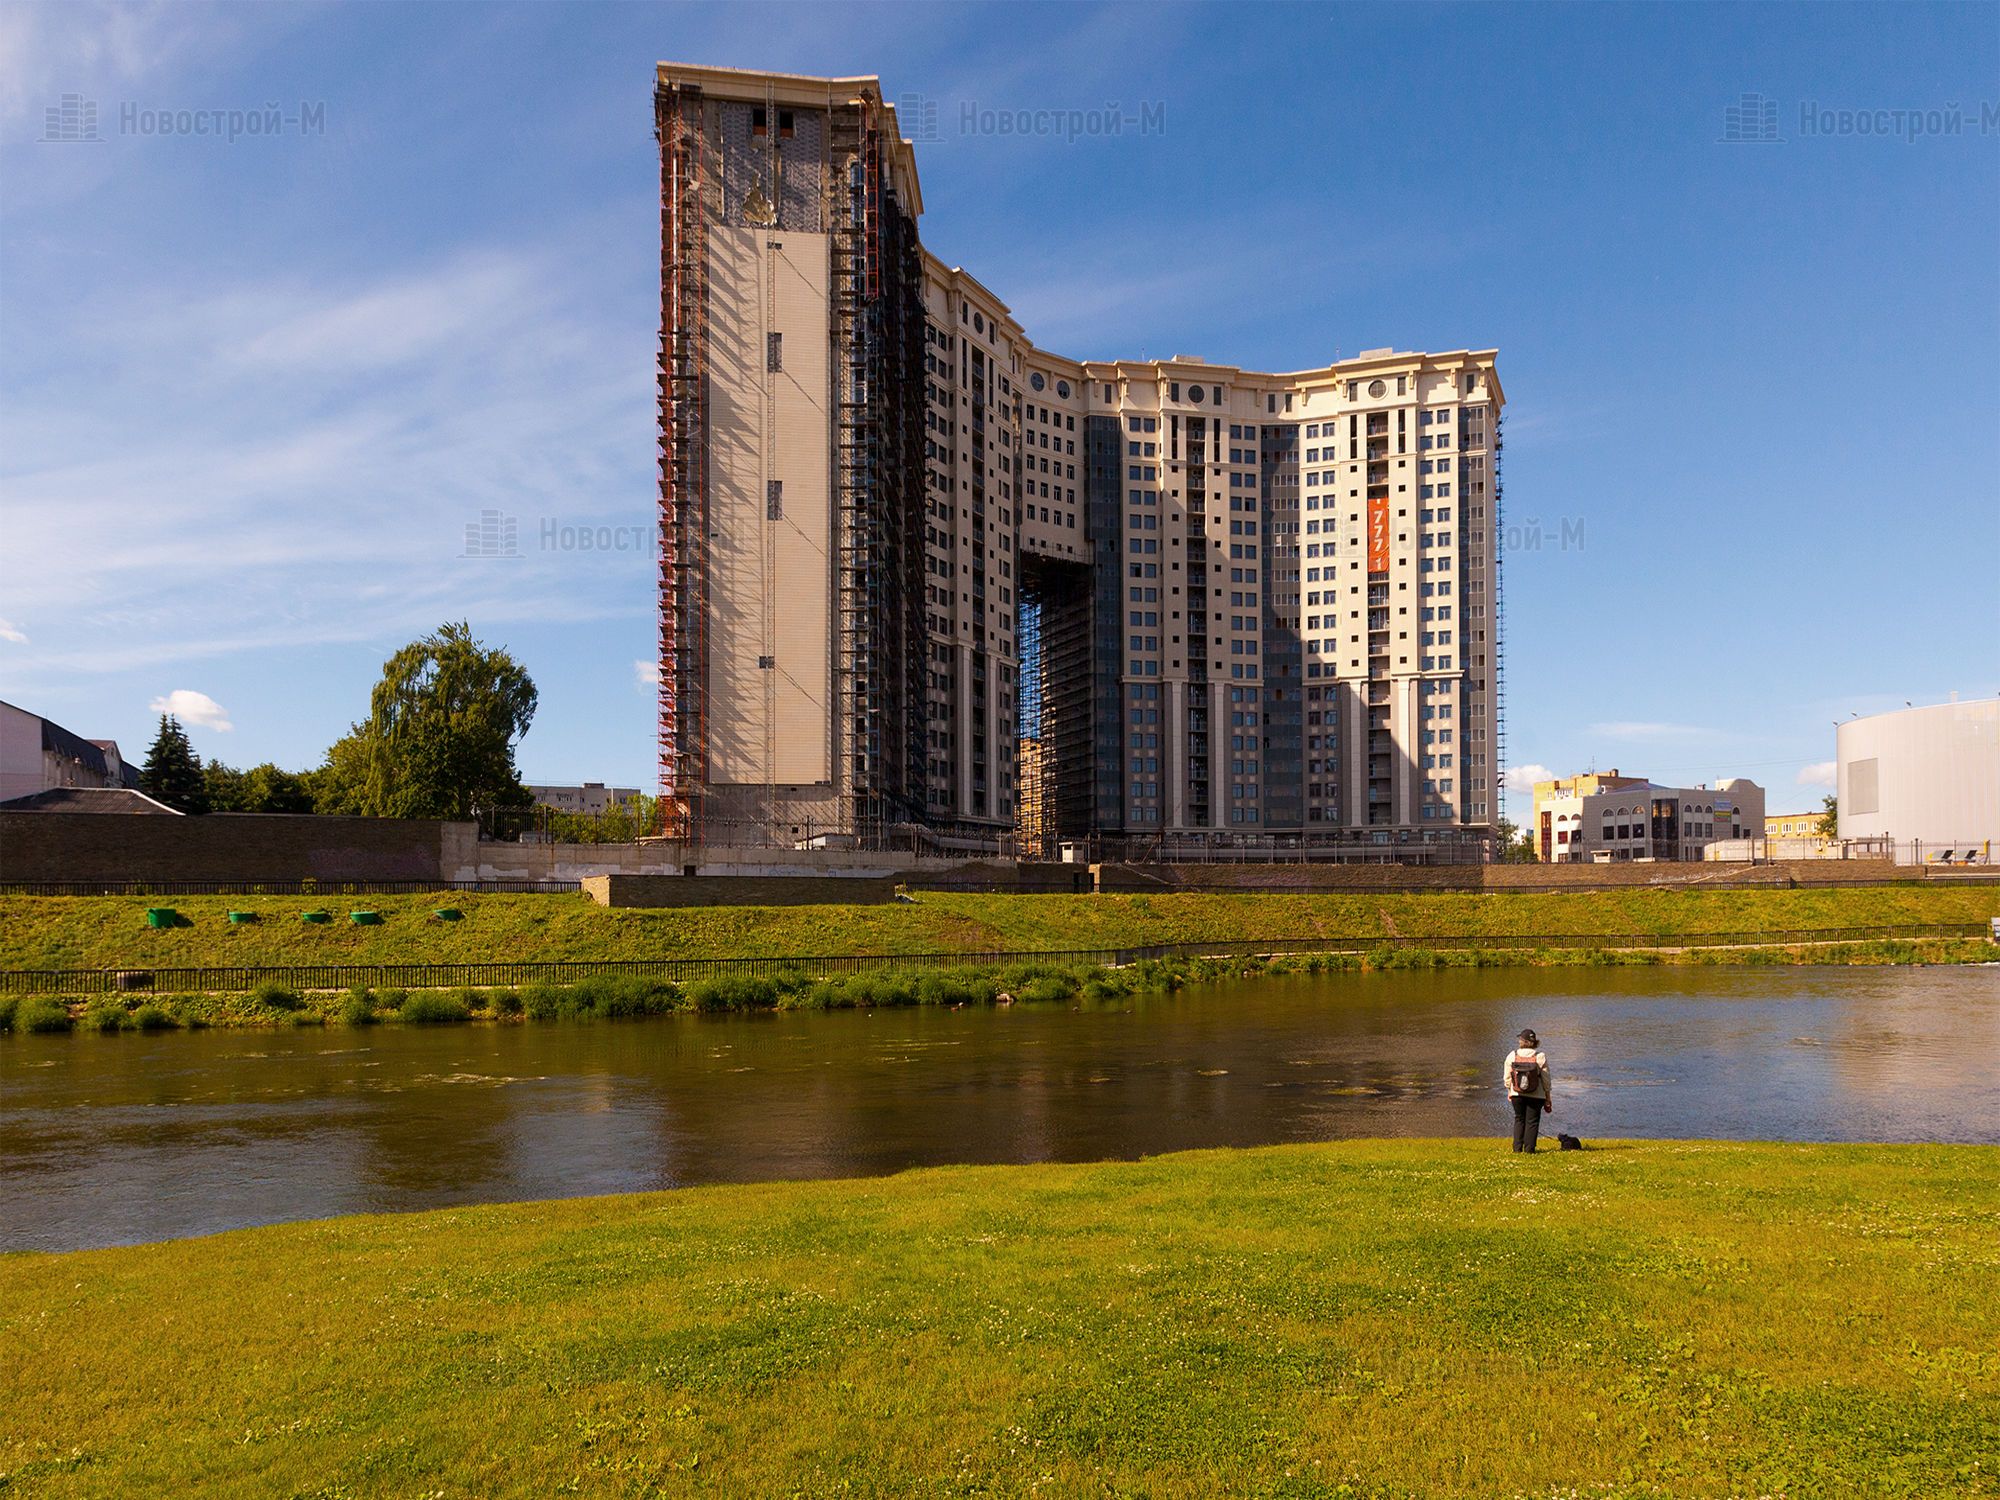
left=3, top=964, right=1995, bottom=1251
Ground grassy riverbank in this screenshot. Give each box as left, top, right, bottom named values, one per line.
left=3, top=1140, right=1993, bottom=1497
left=2, top=884, right=1991, bottom=971
left=2, top=937, right=1992, bottom=1032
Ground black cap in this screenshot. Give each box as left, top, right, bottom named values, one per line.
left=1518, top=1028, right=1538, bottom=1047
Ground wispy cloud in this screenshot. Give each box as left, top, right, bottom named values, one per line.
left=0, top=615, right=27, bottom=644
left=1795, top=760, right=1836, bottom=788
left=0, top=234, right=653, bottom=687
left=149, top=688, right=232, bottom=731
left=633, top=659, right=661, bottom=689
left=1502, top=762, right=1553, bottom=793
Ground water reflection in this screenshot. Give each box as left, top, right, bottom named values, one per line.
left=3, top=964, right=1995, bottom=1251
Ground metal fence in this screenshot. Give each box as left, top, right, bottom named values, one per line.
left=0, top=879, right=583, bottom=897
left=0, top=924, right=1983, bottom=998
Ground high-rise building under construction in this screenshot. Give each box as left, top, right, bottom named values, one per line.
left=656, top=63, right=1506, bottom=858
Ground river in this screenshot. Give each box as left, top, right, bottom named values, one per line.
left=3, top=963, right=1995, bottom=1251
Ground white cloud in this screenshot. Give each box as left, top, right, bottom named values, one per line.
left=0, top=616, right=27, bottom=644
left=1796, top=760, right=1837, bottom=788
left=1502, top=763, right=1553, bottom=793
left=148, top=689, right=232, bottom=731
left=633, top=659, right=661, bottom=689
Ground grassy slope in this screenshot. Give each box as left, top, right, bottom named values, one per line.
left=1, top=884, right=1992, bottom=971
left=3, top=1142, right=1994, bottom=1497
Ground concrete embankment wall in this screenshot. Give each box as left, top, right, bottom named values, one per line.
left=581, top=873, right=897, bottom=907
left=0, top=812, right=458, bottom=884
left=2, top=809, right=1933, bottom=899
left=1091, top=859, right=1925, bottom=894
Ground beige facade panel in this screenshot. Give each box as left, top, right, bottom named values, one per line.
left=703, top=227, right=833, bottom=789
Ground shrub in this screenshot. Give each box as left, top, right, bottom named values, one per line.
left=916, top=972, right=980, bottom=1007
left=0, top=996, right=17, bottom=1032
left=375, top=988, right=408, bottom=1011
left=520, top=982, right=570, bottom=1021
left=450, top=987, right=487, bottom=1015
left=251, top=980, right=303, bottom=1013
left=131, top=1004, right=177, bottom=1032
left=16, top=998, right=74, bottom=1034
left=399, top=992, right=471, bottom=1024
left=339, top=992, right=377, bottom=1027
left=487, top=988, right=523, bottom=1017
left=85, top=998, right=130, bottom=1033
left=686, top=974, right=778, bottom=1011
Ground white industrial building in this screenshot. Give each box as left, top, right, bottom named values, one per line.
left=1836, top=697, right=1998, bottom=856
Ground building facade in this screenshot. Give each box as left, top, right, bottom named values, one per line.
left=0, top=699, right=141, bottom=804
left=1835, top=698, right=1999, bottom=850
left=525, top=783, right=645, bottom=816
left=656, top=64, right=1505, bottom=855
left=1533, top=769, right=1765, bottom=862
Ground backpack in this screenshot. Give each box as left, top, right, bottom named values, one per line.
left=1508, top=1052, right=1543, bottom=1094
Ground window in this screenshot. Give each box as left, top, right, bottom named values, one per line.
left=766, top=480, right=783, bottom=520
left=767, top=332, right=782, bottom=371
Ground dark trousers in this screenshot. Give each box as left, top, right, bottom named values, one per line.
left=1510, top=1095, right=1546, bottom=1153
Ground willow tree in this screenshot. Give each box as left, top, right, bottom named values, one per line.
left=351, top=622, right=538, bottom=820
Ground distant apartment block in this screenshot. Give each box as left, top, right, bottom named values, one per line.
left=655, top=64, right=1505, bottom=856
left=1533, top=769, right=1765, bottom=862
left=526, top=782, right=645, bottom=816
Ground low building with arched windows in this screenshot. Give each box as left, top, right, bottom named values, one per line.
left=1532, top=768, right=1764, bottom=862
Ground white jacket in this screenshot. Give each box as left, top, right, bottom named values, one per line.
left=1503, top=1047, right=1550, bottom=1100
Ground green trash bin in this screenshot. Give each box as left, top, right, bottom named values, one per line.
left=226, top=911, right=258, bottom=924
left=433, top=908, right=463, bottom=922
left=350, top=911, right=382, bottom=926
left=301, top=910, right=332, bottom=924
left=145, top=908, right=177, bottom=929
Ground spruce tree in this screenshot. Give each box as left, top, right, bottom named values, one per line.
left=139, top=714, right=209, bottom=813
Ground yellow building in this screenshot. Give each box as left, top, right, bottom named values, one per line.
left=1765, top=811, right=1828, bottom=840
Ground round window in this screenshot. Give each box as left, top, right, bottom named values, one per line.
left=1190, top=385, right=1205, bottom=403
left=973, top=312, right=985, bottom=334
left=1030, top=372, right=1045, bottom=391
left=1056, top=380, right=1070, bottom=399
left=1368, top=379, right=1386, bottom=398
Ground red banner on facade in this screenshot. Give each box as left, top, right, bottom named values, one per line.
left=1367, top=495, right=1389, bottom=573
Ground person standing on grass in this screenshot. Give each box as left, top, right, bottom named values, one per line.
left=1504, top=1028, right=1552, bottom=1153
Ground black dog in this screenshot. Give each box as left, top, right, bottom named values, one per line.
left=1557, top=1133, right=1584, bottom=1151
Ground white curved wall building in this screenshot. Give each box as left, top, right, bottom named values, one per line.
left=1836, top=698, right=1999, bottom=846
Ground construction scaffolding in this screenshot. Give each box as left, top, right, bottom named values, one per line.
left=1491, top=415, right=1506, bottom=823
left=655, top=79, right=709, bottom=843
left=828, top=93, right=927, bottom=837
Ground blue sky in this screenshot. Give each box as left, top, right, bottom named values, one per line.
left=2, top=1, right=1995, bottom=816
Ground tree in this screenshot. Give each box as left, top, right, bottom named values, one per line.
left=355, top=623, right=538, bottom=819
left=1492, top=816, right=1538, bottom=863
left=203, top=759, right=247, bottom=812
left=139, top=715, right=209, bottom=814
left=1816, top=794, right=1838, bottom=841
left=309, top=728, right=371, bottom=815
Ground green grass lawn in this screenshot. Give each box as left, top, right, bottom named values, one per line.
left=2, top=1141, right=1993, bottom=1497
left=2, top=884, right=1990, bottom=971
